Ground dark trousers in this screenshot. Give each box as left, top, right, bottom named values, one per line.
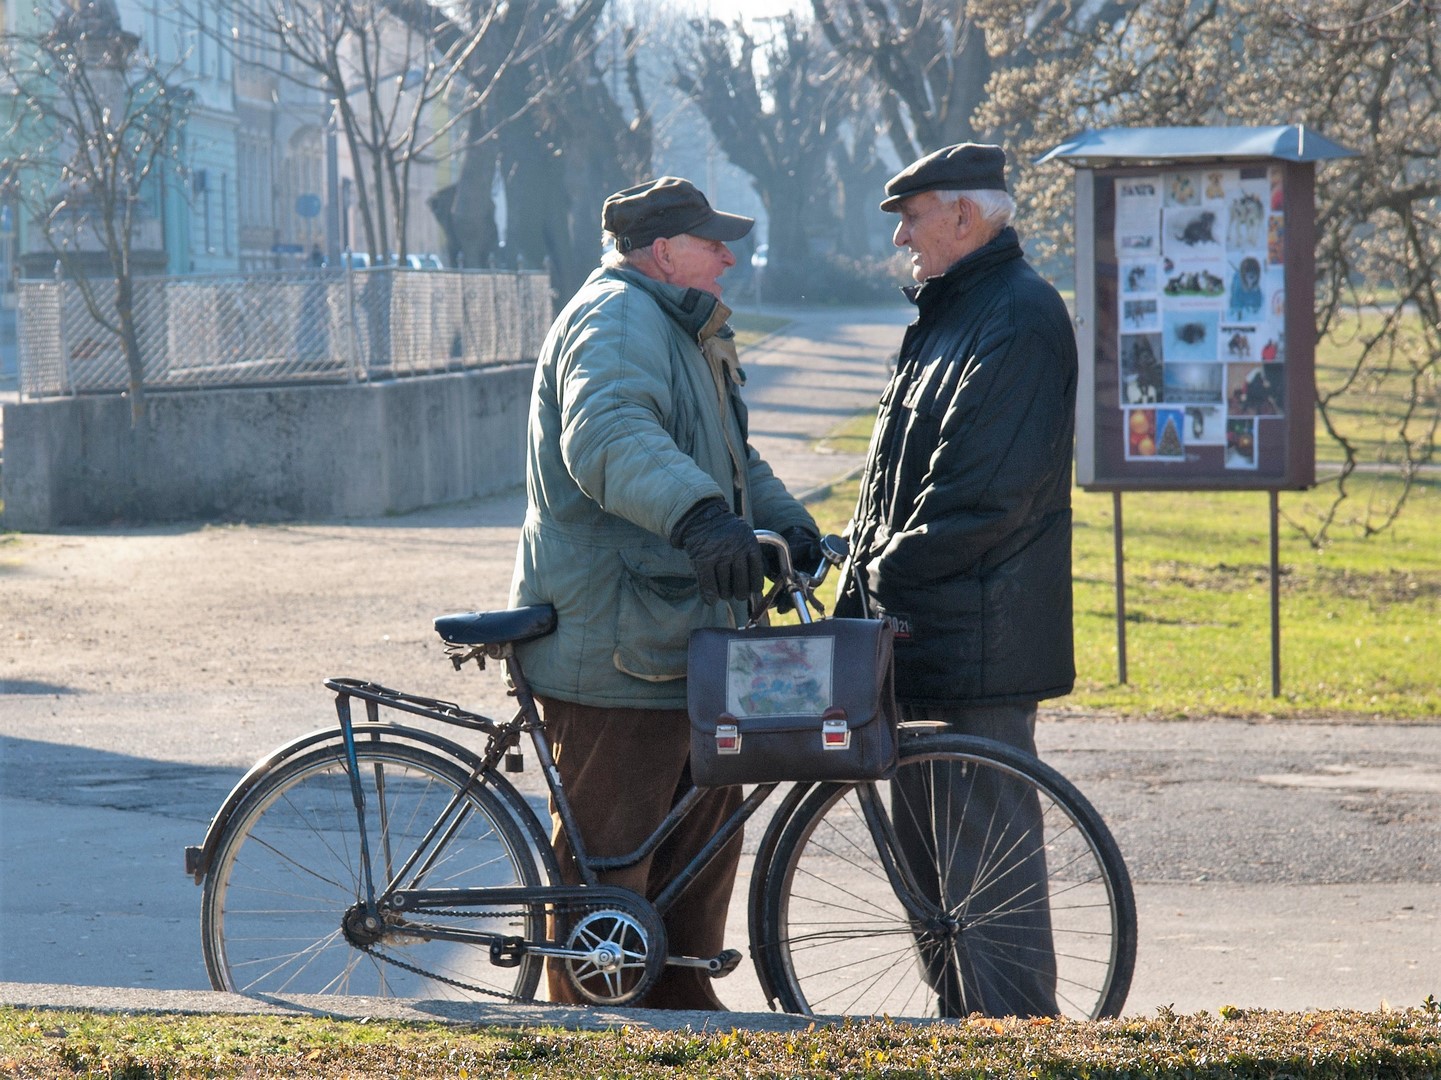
left=538, top=697, right=743, bottom=1010
left=892, top=702, right=1059, bottom=1017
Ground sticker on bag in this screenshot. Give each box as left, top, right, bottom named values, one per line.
left=725, top=635, right=834, bottom=718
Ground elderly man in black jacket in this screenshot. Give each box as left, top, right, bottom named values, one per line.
left=837, top=143, right=1077, bottom=1017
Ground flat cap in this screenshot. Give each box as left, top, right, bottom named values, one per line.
left=602, top=177, right=754, bottom=252
left=880, top=143, right=1008, bottom=211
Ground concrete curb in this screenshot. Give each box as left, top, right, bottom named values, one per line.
left=0, top=982, right=819, bottom=1033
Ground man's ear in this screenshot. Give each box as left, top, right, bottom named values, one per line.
left=651, top=236, right=674, bottom=275
left=955, top=198, right=973, bottom=236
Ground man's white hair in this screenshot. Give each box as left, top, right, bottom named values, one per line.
left=935, top=188, right=1015, bottom=231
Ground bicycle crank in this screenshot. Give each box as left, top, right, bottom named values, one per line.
left=559, top=904, right=668, bottom=1006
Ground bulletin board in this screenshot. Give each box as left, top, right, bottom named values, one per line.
left=1073, top=160, right=1317, bottom=491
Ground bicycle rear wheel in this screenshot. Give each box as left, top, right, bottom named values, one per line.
left=753, top=733, right=1135, bottom=1020
left=202, top=739, right=549, bottom=1001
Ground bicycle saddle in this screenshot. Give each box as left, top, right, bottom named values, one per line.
left=434, top=605, right=556, bottom=646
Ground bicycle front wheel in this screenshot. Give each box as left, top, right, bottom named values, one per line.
left=202, top=739, right=549, bottom=1001
left=754, top=734, right=1135, bottom=1021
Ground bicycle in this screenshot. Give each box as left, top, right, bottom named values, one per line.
left=186, top=532, right=1135, bottom=1019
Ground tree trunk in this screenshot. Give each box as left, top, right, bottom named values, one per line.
left=114, top=274, right=146, bottom=427
left=431, top=111, right=501, bottom=268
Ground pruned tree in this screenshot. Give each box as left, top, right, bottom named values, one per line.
left=487, top=0, right=651, bottom=296
left=974, top=0, right=1439, bottom=544
left=827, top=96, right=895, bottom=258
left=0, top=0, right=192, bottom=424
left=811, top=0, right=1131, bottom=163
left=673, top=14, right=846, bottom=296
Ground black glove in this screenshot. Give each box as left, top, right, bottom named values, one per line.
left=761, top=526, right=823, bottom=581
left=670, top=498, right=765, bottom=605
left=760, top=525, right=822, bottom=615
left=781, top=526, right=824, bottom=579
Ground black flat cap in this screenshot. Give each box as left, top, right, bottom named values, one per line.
left=602, top=177, right=754, bottom=252
left=880, top=143, right=1008, bottom=211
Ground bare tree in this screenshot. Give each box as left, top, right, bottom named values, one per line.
left=673, top=14, right=846, bottom=294
left=221, top=0, right=516, bottom=264
left=0, top=0, right=191, bottom=424
left=974, top=0, right=1439, bottom=544
left=386, top=0, right=653, bottom=300
left=810, top=0, right=993, bottom=162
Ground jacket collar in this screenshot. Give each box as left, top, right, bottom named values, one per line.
left=902, top=225, right=1023, bottom=310
left=601, top=265, right=731, bottom=341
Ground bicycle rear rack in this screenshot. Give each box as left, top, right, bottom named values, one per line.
left=325, top=677, right=507, bottom=738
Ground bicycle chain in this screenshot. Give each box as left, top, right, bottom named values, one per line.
left=352, top=899, right=618, bottom=1001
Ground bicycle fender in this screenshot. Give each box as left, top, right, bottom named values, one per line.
left=183, top=722, right=510, bottom=884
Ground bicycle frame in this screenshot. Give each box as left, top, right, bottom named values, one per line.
left=192, top=527, right=1136, bottom=1019
left=190, top=530, right=943, bottom=989
left=342, top=533, right=935, bottom=962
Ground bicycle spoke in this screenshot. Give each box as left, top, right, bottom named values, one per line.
left=203, top=741, right=546, bottom=1003
left=758, top=735, right=1134, bottom=1021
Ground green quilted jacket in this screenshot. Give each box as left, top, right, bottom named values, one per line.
left=508, top=265, right=815, bottom=708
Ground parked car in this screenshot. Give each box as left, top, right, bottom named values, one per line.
left=385, top=253, right=446, bottom=270
left=326, top=251, right=445, bottom=270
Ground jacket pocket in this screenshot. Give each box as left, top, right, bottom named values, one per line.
left=881, top=577, right=984, bottom=702
left=612, top=545, right=709, bottom=682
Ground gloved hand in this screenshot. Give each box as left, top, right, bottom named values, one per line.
left=761, top=526, right=823, bottom=581
left=781, top=526, right=824, bottom=579
left=761, top=525, right=823, bottom=615
left=670, top=498, right=766, bottom=605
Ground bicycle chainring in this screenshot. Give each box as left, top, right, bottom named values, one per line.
left=560, top=902, right=668, bottom=1006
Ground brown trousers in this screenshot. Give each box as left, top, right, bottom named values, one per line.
left=538, top=696, right=744, bottom=1010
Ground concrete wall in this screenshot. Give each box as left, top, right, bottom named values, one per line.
left=1, top=364, right=534, bottom=530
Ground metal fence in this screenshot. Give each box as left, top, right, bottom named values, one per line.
left=15, top=266, right=553, bottom=399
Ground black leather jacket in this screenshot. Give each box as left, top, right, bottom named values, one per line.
left=836, top=227, right=1077, bottom=706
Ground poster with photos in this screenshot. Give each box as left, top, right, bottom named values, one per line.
left=1114, top=166, right=1287, bottom=470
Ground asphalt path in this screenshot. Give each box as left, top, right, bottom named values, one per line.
left=2, top=303, right=1438, bottom=1026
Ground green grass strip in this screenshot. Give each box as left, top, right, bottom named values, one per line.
left=3, top=1003, right=1440, bottom=1078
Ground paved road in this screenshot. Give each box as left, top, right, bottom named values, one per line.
left=2, top=304, right=1438, bottom=1025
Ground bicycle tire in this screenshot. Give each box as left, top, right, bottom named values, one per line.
left=201, top=739, right=550, bottom=1001
left=753, top=733, right=1135, bottom=1020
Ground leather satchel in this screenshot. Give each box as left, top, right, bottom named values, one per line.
left=686, top=618, right=900, bottom=787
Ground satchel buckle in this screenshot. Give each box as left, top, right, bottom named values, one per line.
left=821, top=718, right=851, bottom=751
left=715, top=723, right=742, bottom=755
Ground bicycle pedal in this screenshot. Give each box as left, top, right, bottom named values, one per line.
left=707, top=949, right=742, bottom=979
left=489, top=935, right=526, bottom=968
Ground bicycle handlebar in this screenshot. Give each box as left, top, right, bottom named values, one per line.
left=753, top=530, right=848, bottom=625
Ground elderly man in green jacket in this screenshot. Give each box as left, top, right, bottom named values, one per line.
left=510, top=176, right=819, bottom=1010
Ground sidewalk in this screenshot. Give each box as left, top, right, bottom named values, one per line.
left=3, top=303, right=1438, bottom=1028
left=0, top=304, right=912, bottom=1028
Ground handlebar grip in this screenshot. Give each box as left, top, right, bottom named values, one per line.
left=819, top=534, right=849, bottom=567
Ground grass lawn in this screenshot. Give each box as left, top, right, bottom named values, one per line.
left=800, top=371, right=1438, bottom=723
left=1314, top=306, right=1438, bottom=467
left=4, top=1003, right=1440, bottom=1078
left=730, top=312, right=790, bottom=350
left=805, top=450, right=1438, bottom=723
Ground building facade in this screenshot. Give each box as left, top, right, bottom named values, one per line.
left=4, top=0, right=448, bottom=284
